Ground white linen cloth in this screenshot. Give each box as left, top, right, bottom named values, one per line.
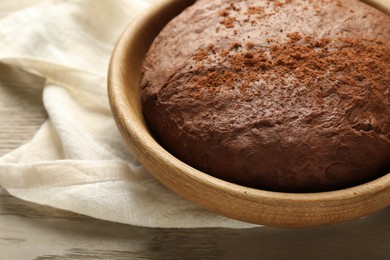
left=0, top=0, right=255, bottom=228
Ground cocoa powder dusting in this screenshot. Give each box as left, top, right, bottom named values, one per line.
left=246, top=42, right=255, bottom=49
left=193, top=48, right=208, bottom=62
left=220, top=16, right=237, bottom=28
left=287, top=32, right=303, bottom=43
left=191, top=34, right=390, bottom=110
left=245, top=6, right=265, bottom=15
left=218, top=1, right=284, bottom=28
left=274, top=1, right=284, bottom=7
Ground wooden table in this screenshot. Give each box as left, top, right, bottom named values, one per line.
left=0, top=1, right=389, bottom=259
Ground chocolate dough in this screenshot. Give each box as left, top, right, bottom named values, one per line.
left=141, top=0, right=390, bottom=192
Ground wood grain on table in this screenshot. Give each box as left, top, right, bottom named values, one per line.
left=0, top=1, right=389, bottom=259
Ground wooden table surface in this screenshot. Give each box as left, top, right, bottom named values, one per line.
left=0, top=1, right=389, bottom=259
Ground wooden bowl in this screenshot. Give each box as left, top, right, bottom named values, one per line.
left=108, top=0, right=390, bottom=227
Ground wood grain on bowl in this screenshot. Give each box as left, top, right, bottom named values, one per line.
left=108, top=0, right=390, bottom=227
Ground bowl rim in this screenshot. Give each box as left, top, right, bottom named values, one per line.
left=108, top=0, right=390, bottom=227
